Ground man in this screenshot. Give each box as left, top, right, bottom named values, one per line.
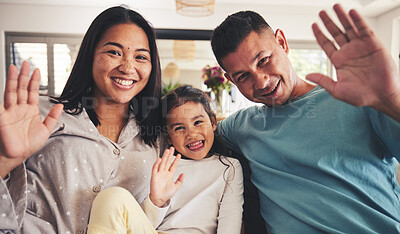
left=212, top=4, right=400, bottom=233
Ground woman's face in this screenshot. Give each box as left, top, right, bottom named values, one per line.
left=92, top=23, right=152, bottom=105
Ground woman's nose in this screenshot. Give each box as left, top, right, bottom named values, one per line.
left=118, top=58, right=136, bottom=74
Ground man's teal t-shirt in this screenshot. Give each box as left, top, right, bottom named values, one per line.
left=218, top=87, right=400, bottom=233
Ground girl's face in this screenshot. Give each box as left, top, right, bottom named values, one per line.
left=92, top=23, right=152, bottom=105
left=167, top=101, right=216, bottom=160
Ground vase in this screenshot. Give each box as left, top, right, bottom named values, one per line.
left=212, top=88, right=228, bottom=117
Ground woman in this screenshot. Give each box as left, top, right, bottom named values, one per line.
left=0, top=6, right=161, bottom=233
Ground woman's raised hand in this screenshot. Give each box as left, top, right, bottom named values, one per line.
left=0, top=61, right=63, bottom=178
left=149, top=147, right=184, bottom=207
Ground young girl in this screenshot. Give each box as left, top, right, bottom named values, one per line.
left=87, top=85, right=243, bottom=234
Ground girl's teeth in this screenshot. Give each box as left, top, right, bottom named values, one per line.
left=188, top=141, right=202, bottom=147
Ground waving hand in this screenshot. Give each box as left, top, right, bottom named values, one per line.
left=306, top=4, right=400, bottom=122
left=0, top=61, right=63, bottom=178
left=149, top=147, right=184, bottom=207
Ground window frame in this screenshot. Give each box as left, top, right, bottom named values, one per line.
left=5, top=32, right=83, bottom=96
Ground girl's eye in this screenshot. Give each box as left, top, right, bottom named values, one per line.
left=107, top=50, right=121, bottom=56
left=174, top=126, right=184, bottom=131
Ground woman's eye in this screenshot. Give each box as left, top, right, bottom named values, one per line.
left=107, top=50, right=121, bottom=56
left=136, top=55, right=149, bottom=61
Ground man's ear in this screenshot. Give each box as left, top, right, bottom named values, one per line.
left=275, top=29, right=289, bottom=54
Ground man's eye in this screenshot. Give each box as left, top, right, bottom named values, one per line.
left=237, top=73, right=249, bottom=83
left=107, top=50, right=121, bottom=56
left=194, top=120, right=203, bottom=125
left=258, top=56, right=269, bottom=66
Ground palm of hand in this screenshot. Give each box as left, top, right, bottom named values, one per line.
left=150, top=166, right=180, bottom=204
left=0, top=104, right=48, bottom=159
left=149, top=148, right=183, bottom=207
left=330, top=37, right=399, bottom=107
left=308, top=4, right=400, bottom=111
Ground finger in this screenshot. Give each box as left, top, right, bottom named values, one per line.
left=152, top=158, right=162, bottom=175
left=27, top=68, right=41, bottom=105
left=312, top=23, right=337, bottom=59
left=0, top=100, right=5, bottom=114
left=43, top=103, right=63, bottom=134
left=4, top=65, right=19, bottom=108
left=17, top=61, right=31, bottom=105
left=163, top=147, right=174, bottom=170
left=306, top=73, right=337, bottom=95
left=333, top=4, right=358, bottom=40
left=159, top=148, right=171, bottom=171
left=174, top=173, right=184, bottom=187
left=169, top=154, right=181, bottom=172
left=349, top=8, right=373, bottom=38
left=319, top=10, right=348, bottom=47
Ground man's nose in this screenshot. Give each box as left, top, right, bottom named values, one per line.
left=253, top=71, right=269, bottom=89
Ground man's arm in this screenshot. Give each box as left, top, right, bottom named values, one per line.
left=306, top=4, right=400, bottom=122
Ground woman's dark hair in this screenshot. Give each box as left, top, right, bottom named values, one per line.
left=52, top=6, right=161, bottom=147
left=211, top=10, right=271, bottom=70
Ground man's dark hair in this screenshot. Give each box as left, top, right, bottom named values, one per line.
left=211, top=10, right=272, bottom=69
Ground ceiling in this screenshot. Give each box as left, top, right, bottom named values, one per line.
left=1, top=0, right=400, bottom=17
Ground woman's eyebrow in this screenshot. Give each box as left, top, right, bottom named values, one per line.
left=103, top=42, right=122, bottom=48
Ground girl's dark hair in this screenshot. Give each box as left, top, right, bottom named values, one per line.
left=211, top=10, right=271, bottom=70
left=161, top=85, right=216, bottom=128
left=51, top=6, right=162, bottom=147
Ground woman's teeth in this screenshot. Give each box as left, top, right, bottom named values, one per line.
left=113, top=78, right=134, bottom=86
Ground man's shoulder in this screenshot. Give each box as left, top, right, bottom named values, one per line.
left=224, top=105, right=264, bottom=123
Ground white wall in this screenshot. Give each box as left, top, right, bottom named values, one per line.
left=376, top=6, right=400, bottom=70
left=0, top=2, right=382, bottom=101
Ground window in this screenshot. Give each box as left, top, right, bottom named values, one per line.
left=288, top=40, right=332, bottom=81
left=5, top=33, right=82, bottom=96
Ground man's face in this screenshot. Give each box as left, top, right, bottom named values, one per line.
left=222, top=29, right=300, bottom=106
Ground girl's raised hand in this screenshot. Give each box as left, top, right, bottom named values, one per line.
left=149, top=147, right=184, bottom=207
left=0, top=61, right=63, bottom=178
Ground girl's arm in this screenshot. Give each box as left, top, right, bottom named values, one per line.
left=217, top=158, right=244, bottom=234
